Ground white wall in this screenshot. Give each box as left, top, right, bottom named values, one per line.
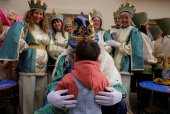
left=2, top=0, right=170, bottom=30
left=0, top=0, right=3, bottom=9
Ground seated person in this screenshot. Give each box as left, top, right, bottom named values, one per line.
left=55, top=40, right=111, bottom=114
left=35, top=15, right=127, bottom=114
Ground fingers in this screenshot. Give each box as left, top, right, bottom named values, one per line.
left=105, top=87, right=115, bottom=92
left=65, top=104, right=77, bottom=108
left=95, top=100, right=109, bottom=106
left=57, top=89, right=69, bottom=94
left=62, top=100, right=77, bottom=105
left=95, top=95, right=110, bottom=101
left=61, top=94, right=75, bottom=100
left=97, top=91, right=111, bottom=97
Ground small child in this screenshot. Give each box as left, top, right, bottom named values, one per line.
left=55, top=40, right=111, bottom=114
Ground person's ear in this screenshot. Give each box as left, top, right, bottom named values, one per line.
left=96, top=58, right=99, bottom=62
left=74, top=54, right=78, bottom=62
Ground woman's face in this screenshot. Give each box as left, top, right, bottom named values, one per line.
left=120, top=13, right=131, bottom=27
left=145, top=24, right=149, bottom=31
left=8, top=18, right=16, bottom=25
left=53, top=19, right=62, bottom=30
left=92, top=17, right=101, bottom=31
left=32, top=9, right=43, bottom=23
left=65, top=24, right=71, bottom=33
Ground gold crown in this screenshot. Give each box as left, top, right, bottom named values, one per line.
left=28, top=0, right=48, bottom=12
left=65, top=17, right=72, bottom=22
left=71, top=15, right=95, bottom=42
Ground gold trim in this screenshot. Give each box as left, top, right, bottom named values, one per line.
left=29, top=44, right=46, bottom=50
left=49, top=9, right=63, bottom=22
left=154, top=32, right=163, bottom=39
left=129, top=27, right=144, bottom=71
left=28, top=0, right=48, bottom=9
left=30, top=31, right=37, bottom=44
left=30, top=8, right=45, bottom=13
left=0, top=27, right=23, bottom=61
left=89, top=9, right=102, bottom=16
left=113, top=9, right=120, bottom=17
left=119, top=26, right=134, bottom=72
left=50, top=18, right=63, bottom=23
left=138, top=12, right=149, bottom=28
left=119, top=2, right=136, bottom=16
left=154, top=17, right=170, bottom=21
left=119, top=10, right=133, bottom=16
left=92, top=16, right=102, bottom=20
left=64, top=17, right=72, bottom=23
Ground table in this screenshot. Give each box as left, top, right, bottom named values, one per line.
left=0, top=80, right=17, bottom=114
left=138, top=81, right=170, bottom=114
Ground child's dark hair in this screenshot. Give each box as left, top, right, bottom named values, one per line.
left=75, top=40, right=100, bottom=61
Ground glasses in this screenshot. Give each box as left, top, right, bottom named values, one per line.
left=114, top=17, right=120, bottom=20
left=93, top=19, right=101, bottom=23
left=120, top=16, right=131, bottom=20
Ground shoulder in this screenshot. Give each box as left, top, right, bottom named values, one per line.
left=106, top=29, right=110, bottom=34
left=11, top=21, right=27, bottom=29
left=131, top=27, right=140, bottom=34
left=62, top=73, right=73, bottom=83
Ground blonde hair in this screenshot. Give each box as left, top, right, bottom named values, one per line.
left=23, top=9, right=49, bottom=34
left=0, top=17, right=3, bottom=34
left=51, top=19, right=66, bottom=40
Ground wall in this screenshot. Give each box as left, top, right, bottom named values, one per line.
left=0, top=0, right=3, bottom=9
left=1, top=0, right=170, bottom=30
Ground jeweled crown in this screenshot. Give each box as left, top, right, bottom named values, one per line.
left=68, top=15, right=99, bottom=48
left=71, top=15, right=96, bottom=42
left=49, top=9, right=63, bottom=22
left=64, top=17, right=72, bottom=26
left=89, top=9, right=102, bottom=19
left=113, top=9, right=120, bottom=18
left=28, top=0, right=48, bottom=12
left=119, top=0, right=136, bottom=16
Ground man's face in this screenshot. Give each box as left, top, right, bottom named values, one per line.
left=114, top=17, right=121, bottom=27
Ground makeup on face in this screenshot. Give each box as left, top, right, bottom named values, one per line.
left=120, top=14, right=131, bottom=27
left=53, top=19, right=62, bottom=30
left=32, top=10, right=43, bottom=23
left=92, top=17, right=101, bottom=30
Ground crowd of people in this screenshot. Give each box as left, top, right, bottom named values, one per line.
left=0, top=0, right=170, bottom=114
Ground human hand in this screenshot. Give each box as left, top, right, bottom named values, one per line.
left=95, top=87, right=122, bottom=106
left=2, top=61, right=9, bottom=69
left=106, top=40, right=117, bottom=47
left=47, top=90, right=77, bottom=109
left=111, top=31, right=117, bottom=40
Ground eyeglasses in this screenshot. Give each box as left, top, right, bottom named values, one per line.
left=114, top=17, right=120, bottom=20
left=93, top=19, right=101, bottom=23
left=120, top=16, right=131, bottom=20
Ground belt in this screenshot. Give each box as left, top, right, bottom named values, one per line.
left=115, top=47, right=119, bottom=51
left=157, top=58, right=170, bottom=63
left=29, top=44, right=46, bottom=50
